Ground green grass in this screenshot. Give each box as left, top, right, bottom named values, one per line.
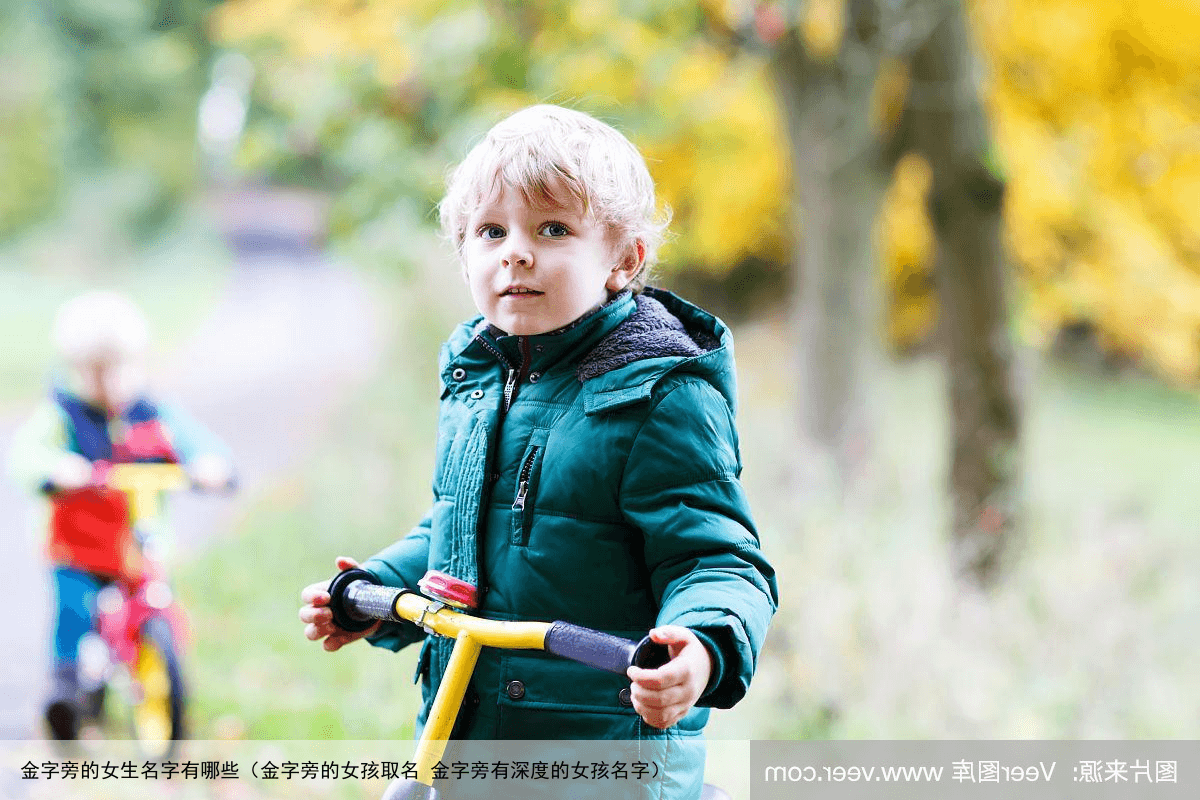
left=0, top=208, right=232, bottom=410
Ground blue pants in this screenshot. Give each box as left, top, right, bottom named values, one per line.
left=51, top=567, right=104, bottom=667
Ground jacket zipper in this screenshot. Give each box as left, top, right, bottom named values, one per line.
left=503, top=368, right=519, bottom=412
left=469, top=333, right=531, bottom=602
left=512, top=446, right=540, bottom=511
left=502, top=337, right=530, bottom=412
left=475, top=335, right=529, bottom=413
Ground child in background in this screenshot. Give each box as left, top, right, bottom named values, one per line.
left=300, top=105, right=778, bottom=797
left=7, top=290, right=233, bottom=741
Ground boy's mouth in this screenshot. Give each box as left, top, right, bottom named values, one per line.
left=502, top=287, right=544, bottom=297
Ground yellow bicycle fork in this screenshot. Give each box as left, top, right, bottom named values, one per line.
left=331, top=575, right=551, bottom=787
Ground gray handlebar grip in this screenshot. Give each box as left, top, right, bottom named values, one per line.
left=345, top=582, right=404, bottom=623
left=327, top=568, right=405, bottom=632
left=543, top=622, right=670, bottom=674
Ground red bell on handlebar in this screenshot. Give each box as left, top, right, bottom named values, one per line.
left=417, top=570, right=479, bottom=610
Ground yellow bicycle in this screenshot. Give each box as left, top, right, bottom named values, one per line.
left=327, top=568, right=731, bottom=800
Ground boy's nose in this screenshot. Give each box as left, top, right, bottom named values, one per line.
left=502, top=249, right=533, bottom=268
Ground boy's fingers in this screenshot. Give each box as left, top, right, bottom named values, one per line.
left=649, top=625, right=694, bottom=653
left=335, top=556, right=360, bottom=571
left=635, top=704, right=682, bottom=730
left=632, top=673, right=681, bottom=692
left=300, top=584, right=329, bottom=604
left=630, top=684, right=688, bottom=710
left=649, top=626, right=689, bottom=643
left=299, top=605, right=332, bottom=625
left=627, top=662, right=686, bottom=690
left=325, top=630, right=366, bottom=652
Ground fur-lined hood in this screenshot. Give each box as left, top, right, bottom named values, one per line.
left=577, top=287, right=738, bottom=417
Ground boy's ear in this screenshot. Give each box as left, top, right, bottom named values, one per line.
left=606, top=239, right=645, bottom=292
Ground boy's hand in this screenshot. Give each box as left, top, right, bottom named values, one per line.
left=299, top=556, right=380, bottom=651
left=188, top=453, right=235, bottom=492
left=51, top=453, right=93, bottom=490
left=625, top=625, right=713, bottom=730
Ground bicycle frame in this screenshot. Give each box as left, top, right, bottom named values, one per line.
left=99, top=462, right=190, bottom=660
left=95, top=561, right=181, bottom=667
left=88, top=463, right=192, bottom=757
left=327, top=569, right=669, bottom=795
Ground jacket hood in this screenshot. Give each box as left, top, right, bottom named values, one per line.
left=576, top=291, right=718, bottom=381
left=578, top=287, right=739, bottom=416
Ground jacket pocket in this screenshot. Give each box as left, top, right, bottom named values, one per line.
left=510, top=428, right=550, bottom=547
left=496, top=649, right=640, bottom=738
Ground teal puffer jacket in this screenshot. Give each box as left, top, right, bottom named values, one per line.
left=362, top=288, right=777, bottom=792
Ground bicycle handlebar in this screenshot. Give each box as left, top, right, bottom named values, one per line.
left=106, top=463, right=190, bottom=493
left=327, top=569, right=670, bottom=674
left=543, top=620, right=669, bottom=673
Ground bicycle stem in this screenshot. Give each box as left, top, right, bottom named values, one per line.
left=332, top=572, right=552, bottom=787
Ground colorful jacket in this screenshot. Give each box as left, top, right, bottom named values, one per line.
left=361, top=288, right=778, bottom=796
left=7, top=386, right=229, bottom=577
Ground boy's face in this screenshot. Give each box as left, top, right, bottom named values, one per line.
left=71, top=357, right=145, bottom=414
left=462, top=179, right=640, bottom=336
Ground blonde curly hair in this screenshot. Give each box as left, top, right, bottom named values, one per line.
left=438, top=105, right=671, bottom=291
left=52, top=290, right=150, bottom=365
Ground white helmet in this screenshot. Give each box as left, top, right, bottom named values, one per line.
left=52, top=290, right=150, bottom=365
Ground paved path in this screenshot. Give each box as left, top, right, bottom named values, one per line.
left=1, top=219, right=386, bottom=738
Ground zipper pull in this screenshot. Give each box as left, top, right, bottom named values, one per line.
left=503, top=368, right=519, bottom=411
left=512, top=445, right=538, bottom=511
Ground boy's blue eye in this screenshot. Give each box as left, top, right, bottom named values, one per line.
left=541, top=222, right=569, bottom=237
left=479, top=225, right=505, bottom=240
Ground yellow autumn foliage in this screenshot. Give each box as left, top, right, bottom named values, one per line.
left=878, top=154, right=936, bottom=349
left=213, top=0, right=790, bottom=273
left=801, top=0, right=846, bottom=61
left=213, top=0, right=420, bottom=80
left=215, top=0, right=1200, bottom=381
left=968, top=0, right=1200, bottom=379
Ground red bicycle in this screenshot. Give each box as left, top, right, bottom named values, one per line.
left=71, top=464, right=206, bottom=759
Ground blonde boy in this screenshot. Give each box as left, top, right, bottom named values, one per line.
left=302, top=105, right=777, bottom=797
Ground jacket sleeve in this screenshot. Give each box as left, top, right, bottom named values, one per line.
left=619, top=378, right=779, bottom=709
left=156, top=404, right=232, bottom=464
left=6, top=401, right=71, bottom=493
left=359, top=510, right=433, bottom=652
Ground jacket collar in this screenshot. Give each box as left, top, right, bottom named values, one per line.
left=442, top=291, right=636, bottom=380
left=440, top=288, right=738, bottom=415
left=576, top=291, right=719, bottom=381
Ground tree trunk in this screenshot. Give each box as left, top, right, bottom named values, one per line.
left=906, top=0, right=1021, bottom=586
left=768, top=8, right=889, bottom=493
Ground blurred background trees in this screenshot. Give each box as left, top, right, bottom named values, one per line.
left=1, top=0, right=222, bottom=245
left=4, top=0, right=1198, bottom=744
left=4, top=0, right=1200, bottom=584
left=708, top=0, right=1020, bottom=585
